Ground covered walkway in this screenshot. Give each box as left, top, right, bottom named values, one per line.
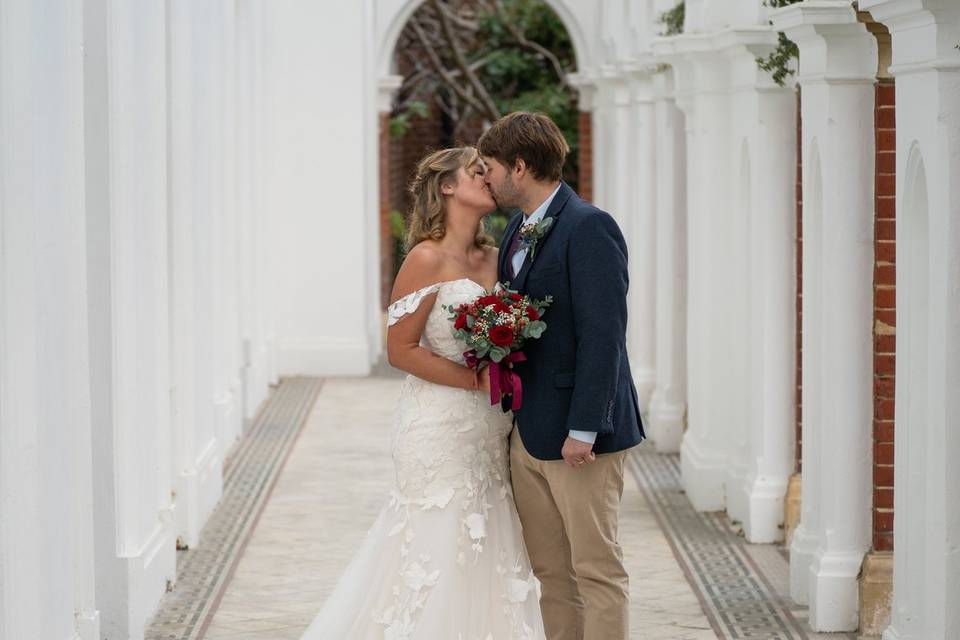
left=146, top=378, right=864, bottom=640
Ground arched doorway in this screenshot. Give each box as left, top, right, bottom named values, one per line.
left=371, top=0, right=597, bottom=309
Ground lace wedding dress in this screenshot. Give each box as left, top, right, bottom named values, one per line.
left=300, top=279, right=546, bottom=640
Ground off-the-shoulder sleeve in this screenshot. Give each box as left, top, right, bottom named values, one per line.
left=387, top=282, right=443, bottom=326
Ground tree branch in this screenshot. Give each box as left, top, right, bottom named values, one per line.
left=492, top=2, right=571, bottom=88
left=409, top=16, right=491, bottom=117
left=432, top=0, right=500, bottom=120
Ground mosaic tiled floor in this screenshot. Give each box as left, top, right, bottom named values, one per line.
left=145, top=377, right=323, bottom=640
left=628, top=450, right=862, bottom=640
left=146, top=376, right=866, bottom=640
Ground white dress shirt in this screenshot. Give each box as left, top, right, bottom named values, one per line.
left=513, top=185, right=597, bottom=447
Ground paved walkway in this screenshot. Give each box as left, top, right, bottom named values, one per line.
left=147, top=376, right=867, bottom=640
left=202, top=377, right=713, bottom=639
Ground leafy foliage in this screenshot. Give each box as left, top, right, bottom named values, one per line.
left=757, top=0, right=801, bottom=87
left=389, top=101, right=430, bottom=139
left=391, top=0, right=580, bottom=245
left=756, top=31, right=799, bottom=86
left=658, top=2, right=685, bottom=37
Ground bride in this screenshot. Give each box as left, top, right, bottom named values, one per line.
left=300, top=147, right=546, bottom=639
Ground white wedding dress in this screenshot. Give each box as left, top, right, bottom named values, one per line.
left=300, top=279, right=546, bottom=640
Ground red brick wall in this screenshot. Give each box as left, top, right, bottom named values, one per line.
left=795, top=89, right=803, bottom=473
left=380, top=114, right=394, bottom=309
left=578, top=111, right=593, bottom=203
left=872, top=79, right=896, bottom=552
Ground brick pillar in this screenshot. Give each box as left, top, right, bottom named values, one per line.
left=578, top=110, right=593, bottom=203
left=379, top=113, right=393, bottom=309
left=872, top=78, right=896, bottom=552
left=785, top=89, right=803, bottom=547
left=795, top=88, right=803, bottom=473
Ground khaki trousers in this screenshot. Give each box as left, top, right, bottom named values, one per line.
left=509, top=427, right=629, bottom=640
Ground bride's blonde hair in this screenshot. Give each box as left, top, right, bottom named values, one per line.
left=405, top=146, right=495, bottom=252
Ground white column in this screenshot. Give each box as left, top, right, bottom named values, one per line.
left=263, top=0, right=373, bottom=376
left=723, top=29, right=798, bottom=544
left=213, top=0, right=244, bottom=453
left=774, top=3, right=877, bottom=630
left=236, top=0, right=273, bottom=422
left=858, top=2, right=960, bottom=638
left=168, top=0, right=225, bottom=548
left=82, top=0, right=177, bottom=634
left=666, top=37, right=732, bottom=512
left=590, top=77, right=613, bottom=210
left=647, top=68, right=687, bottom=454
left=0, top=2, right=99, bottom=638
left=626, top=67, right=658, bottom=410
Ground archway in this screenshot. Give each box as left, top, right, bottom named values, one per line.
left=372, top=0, right=595, bottom=309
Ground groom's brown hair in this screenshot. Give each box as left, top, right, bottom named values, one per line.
left=477, top=112, right=570, bottom=182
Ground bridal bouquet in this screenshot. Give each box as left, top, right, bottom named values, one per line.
left=444, top=287, right=552, bottom=411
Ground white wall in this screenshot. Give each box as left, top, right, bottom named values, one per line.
left=83, top=0, right=177, bottom=635
left=0, top=3, right=100, bottom=639
left=0, top=2, right=275, bottom=638
left=265, top=0, right=375, bottom=376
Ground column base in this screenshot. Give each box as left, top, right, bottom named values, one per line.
left=860, top=552, right=893, bottom=636
left=647, top=390, right=684, bottom=453
left=680, top=431, right=726, bottom=511
left=809, top=549, right=865, bottom=632
left=881, top=626, right=902, bottom=640
left=740, top=474, right=788, bottom=543
left=783, top=473, right=802, bottom=547
left=790, top=523, right=817, bottom=604
left=76, top=609, right=101, bottom=640
left=633, top=367, right=655, bottom=411
left=725, top=465, right=752, bottom=526
left=175, top=438, right=223, bottom=548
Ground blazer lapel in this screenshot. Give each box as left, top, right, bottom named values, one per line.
left=512, top=183, right=574, bottom=291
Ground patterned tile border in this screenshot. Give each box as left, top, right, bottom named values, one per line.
left=145, top=377, right=323, bottom=640
left=628, top=447, right=813, bottom=640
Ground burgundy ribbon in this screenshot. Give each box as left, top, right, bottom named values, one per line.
left=489, top=352, right=527, bottom=410
left=463, top=351, right=527, bottom=410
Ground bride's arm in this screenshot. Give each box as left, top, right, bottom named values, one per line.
left=387, top=246, right=488, bottom=391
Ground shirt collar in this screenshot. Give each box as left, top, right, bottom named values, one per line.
left=523, top=183, right=562, bottom=225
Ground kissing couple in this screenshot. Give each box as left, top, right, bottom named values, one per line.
left=300, top=112, right=645, bottom=640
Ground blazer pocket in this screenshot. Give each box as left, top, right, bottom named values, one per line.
left=529, top=262, right=564, bottom=281
left=553, top=372, right=576, bottom=388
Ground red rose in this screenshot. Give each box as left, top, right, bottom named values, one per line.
left=454, top=314, right=468, bottom=330
left=489, top=325, right=514, bottom=347
left=492, top=301, right=510, bottom=314
left=510, top=293, right=523, bottom=301
left=526, top=306, right=540, bottom=321
left=478, top=295, right=500, bottom=307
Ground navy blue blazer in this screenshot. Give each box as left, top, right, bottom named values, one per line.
left=498, top=182, right=645, bottom=460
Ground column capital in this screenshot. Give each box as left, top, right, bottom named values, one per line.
left=567, top=71, right=597, bottom=111
left=377, top=75, right=403, bottom=113
left=596, top=66, right=633, bottom=106
left=859, top=0, right=960, bottom=74
left=771, top=0, right=878, bottom=85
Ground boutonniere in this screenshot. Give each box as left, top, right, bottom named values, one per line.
left=519, top=217, right=554, bottom=263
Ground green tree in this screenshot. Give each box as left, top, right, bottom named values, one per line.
left=390, top=0, right=579, bottom=247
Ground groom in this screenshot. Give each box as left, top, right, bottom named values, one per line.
left=478, top=112, right=645, bottom=640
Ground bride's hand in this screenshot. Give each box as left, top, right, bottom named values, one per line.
left=478, top=365, right=492, bottom=393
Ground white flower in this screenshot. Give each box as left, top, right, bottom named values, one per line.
left=403, top=562, right=440, bottom=591
left=464, top=513, right=487, bottom=540
left=507, top=577, right=533, bottom=603
left=420, top=486, right=455, bottom=509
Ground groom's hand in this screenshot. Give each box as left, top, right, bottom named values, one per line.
left=561, top=437, right=596, bottom=468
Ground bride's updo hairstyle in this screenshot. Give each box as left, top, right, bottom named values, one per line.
left=405, top=146, right=494, bottom=252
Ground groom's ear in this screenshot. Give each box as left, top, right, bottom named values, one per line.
left=513, top=158, right=527, bottom=180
